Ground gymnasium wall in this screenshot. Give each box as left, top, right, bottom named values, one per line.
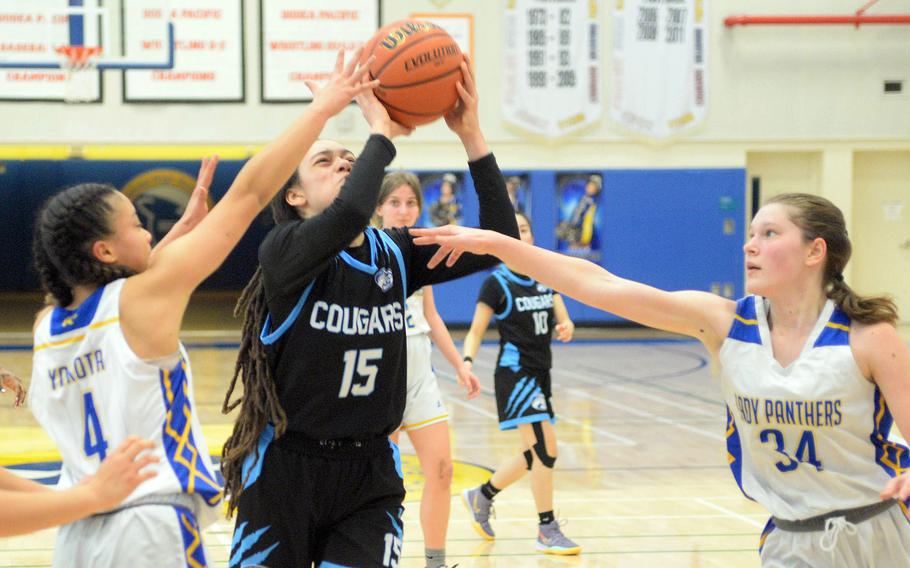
left=0, top=1, right=907, bottom=322
left=0, top=158, right=745, bottom=324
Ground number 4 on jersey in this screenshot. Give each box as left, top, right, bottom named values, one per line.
left=82, top=390, right=108, bottom=460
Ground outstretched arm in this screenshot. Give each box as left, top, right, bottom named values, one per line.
left=402, top=55, right=518, bottom=289
left=122, top=50, right=378, bottom=358
left=147, top=156, right=217, bottom=264
left=0, top=437, right=158, bottom=537
left=412, top=226, right=735, bottom=350
left=423, top=286, right=480, bottom=399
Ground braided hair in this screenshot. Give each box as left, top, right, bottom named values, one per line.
left=221, top=170, right=300, bottom=516
left=33, top=183, right=135, bottom=307
left=767, top=193, right=897, bottom=325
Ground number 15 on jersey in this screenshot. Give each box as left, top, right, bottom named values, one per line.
left=339, top=349, right=383, bottom=398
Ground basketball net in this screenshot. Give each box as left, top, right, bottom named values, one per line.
left=55, top=46, right=102, bottom=103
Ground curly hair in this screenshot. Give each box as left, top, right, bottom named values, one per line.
left=33, top=183, right=135, bottom=307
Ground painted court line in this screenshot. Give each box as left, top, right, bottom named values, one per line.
left=696, top=497, right=766, bottom=529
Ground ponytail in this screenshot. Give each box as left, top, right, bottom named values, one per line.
left=827, top=277, right=897, bottom=326
left=767, top=193, right=898, bottom=325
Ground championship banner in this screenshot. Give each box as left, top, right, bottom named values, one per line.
left=260, top=0, right=379, bottom=102
left=611, top=0, right=707, bottom=139
left=502, top=0, right=602, bottom=140
left=123, top=0, right=245, bottom=102
left=0, top=0, right=101, bottom=102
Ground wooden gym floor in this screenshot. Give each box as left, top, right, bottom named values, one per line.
left=1, top=296, right=907, bottom=567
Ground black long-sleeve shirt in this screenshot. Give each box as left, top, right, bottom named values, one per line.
left=258, top=134, right=518, bottom=439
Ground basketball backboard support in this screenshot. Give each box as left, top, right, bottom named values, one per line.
left=0, top=0, right=175, bottom=70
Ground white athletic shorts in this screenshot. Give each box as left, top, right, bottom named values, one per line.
left=53, top=498, right=211, bottom=568
left=759, top=502, right=910, bottom=567
left=401, top=335, right=448, bottom=431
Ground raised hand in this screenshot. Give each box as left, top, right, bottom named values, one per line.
left=81, top=437, right=159, bottom=511
left=881, top=472, right=910, bottom=501
left=305, top=48, right=379, bottom=119
left=0, top=368, right=25, bottom=407
left=354, top=87, right=414, bottom=139
left=186, top=156, right=216, bottom=223
left=444, top=54, right=480, bottom=138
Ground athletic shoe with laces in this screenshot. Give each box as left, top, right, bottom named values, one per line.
left=461, top=486, right=495, bottom=540
left=535, top=520, right=581, bottom=555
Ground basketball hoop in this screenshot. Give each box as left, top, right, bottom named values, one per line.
left=55, top=45, right=102, bottom=103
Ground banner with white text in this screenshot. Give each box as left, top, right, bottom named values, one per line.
left=611, top=0, right=707, bottom=139
left=502, top=0, right=602, bottom=141
left=261, top=0, right=379, bottom=102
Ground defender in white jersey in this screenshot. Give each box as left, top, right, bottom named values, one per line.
left=375, top=171, right=481, bottom=568
left=30, top=279, right=221, bottom=567
left=28, top=54, right=376, bottom=567
left=412, top=192, right=910, bottom=567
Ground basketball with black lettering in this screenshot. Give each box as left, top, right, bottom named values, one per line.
left=362, top=20, right=463, bottom=127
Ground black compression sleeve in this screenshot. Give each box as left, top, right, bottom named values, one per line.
left=260, top=134, right=396, bottom=322
left=403, top=152, right=520, bottom=290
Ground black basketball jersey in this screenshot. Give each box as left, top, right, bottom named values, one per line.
left=262, top=228, right=411, bottom=440
left=478, top=265, right=556, bottom=372
left=257, top=142, right=518, bottom=440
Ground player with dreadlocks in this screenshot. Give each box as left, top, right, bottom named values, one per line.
left=220, top=54, right=519, bottom=568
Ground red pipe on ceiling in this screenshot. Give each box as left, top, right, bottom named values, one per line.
left=725, top=14, right=910, bottom=27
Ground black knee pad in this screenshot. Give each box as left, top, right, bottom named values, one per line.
left=531, top=421, right=556, bottom=468
left=523, top=449, right=533, bottom=470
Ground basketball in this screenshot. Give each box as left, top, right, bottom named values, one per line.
left=362, top=20, right=463, bottom=127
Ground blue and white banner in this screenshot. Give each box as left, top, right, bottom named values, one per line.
left=502, top=0, right=602, bottom=140
left=611, top=0, right=707, bottom=139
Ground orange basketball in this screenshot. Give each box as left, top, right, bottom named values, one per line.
left=362, top=20, right=463, bottom=127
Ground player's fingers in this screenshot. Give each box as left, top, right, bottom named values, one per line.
left=333, top=49, right=346, bottom=74
left=137, top=468, right=159, bottom=483
left=446, top=249, right=464, bottom=267
left=123, top=438, right=155, bottom=460
left=196, top=157, right=208, bottom=180
left=411, top=236, right=437, bottom=246
left=426, top=246, right=450, bottom=269
left=344, top=46, right=363, bottom=76
left=460, top=60, right=476, bottom=96
left=351, top=58, right=375, bottom=84
left=304, top=80, right=321, bottom=96
left=454, top=81, right=471, bottom=104
left=134, top=454, right=160, bottom=471
left=881, top=477, right=899, bottom=499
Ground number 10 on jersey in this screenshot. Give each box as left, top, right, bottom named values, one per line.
left=339, top=349, right=383, bottom=398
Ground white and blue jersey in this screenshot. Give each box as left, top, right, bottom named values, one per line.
left=30, top=279, right=221, bottom=566
left=721, top=295, right=910, bottom=522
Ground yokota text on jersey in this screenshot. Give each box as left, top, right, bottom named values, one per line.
left=310, top=300, right=404, bottom=335
left=48, top=349, right=105, bottom=390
